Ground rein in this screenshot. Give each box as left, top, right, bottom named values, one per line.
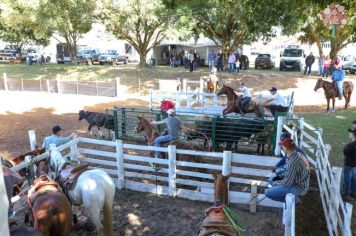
left=16, top=185, right=37, bottom=226
left=222, top=204, right=246, bottom=235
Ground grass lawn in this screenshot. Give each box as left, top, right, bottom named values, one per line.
left=302, top=108, right=356, bottom=167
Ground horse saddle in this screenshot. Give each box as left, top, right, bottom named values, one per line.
left=198, top=206, right=237, bottom=236
left=161, top=138, right=180, bottom=146
left=28, top=175, right=60, bottom=204
left=59, top=163, right=89, bottom=190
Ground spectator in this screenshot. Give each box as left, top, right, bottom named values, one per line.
left=334, top=55, right=341, bottom=66
left=318, top=55, right=324, bottom=76
left=323, top=55, right=331, bottom=78
left=189, top=51, right=194, bottom=72
left=342, top=128, right=356, bottom=201
left=228, top=52, right=236, bottom=73
left=42, top=125, right=76, bottom=150
left=237, top=82, right=251, bottom=115
left=331, top=64, right=345, bottom=100
left=217, top=50, right=224, bottom=71
left=263, top=87, right=288, bottom=116
left=265, top=138, right=310, bottom=203
left=208, top=49, right=216, bottom=70
left=268, top=133, right=306, bottom=184
left=304, top=52, right=315, bottom=76
left=235, top=57, right=240, bottom=74
left=193, top=49, right=199, bottom=70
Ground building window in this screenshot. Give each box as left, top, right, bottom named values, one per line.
left=125, top=44, right=132, bottom=54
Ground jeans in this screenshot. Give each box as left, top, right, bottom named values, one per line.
left=265, top=185, right=299, bottom=203
left=228, top=63, right=235, bottom=72
left=343, top=165, right=356, bottom=195
left=318, top=64, right=323, bottom=76
left=154, top=134, right=174, bottom=158
left=266, top=105, right=288, bottom=116
left=208, top=60, right=215, bottom=70
left=217, top=62, right=223, bottom=71
left=239, top=97, right=251, bottom=113
left=304, top=64, right=312, bottom=75
left=323, top=67, right=330, bottom=78
left=335, top=80, right=343, bottom=97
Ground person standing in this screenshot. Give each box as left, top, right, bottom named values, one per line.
left=217, top=50, right=224, bottom=72
left=323, top=55, right=331, bottom=78
left=42, top=125, right=76, bottom=150
left=193, top=49, right=199, bottom=70
left=263, top=87, right=289, bottom=116
left=304, top=52, right=315, bottom=76
left=238, top=82, right=251, bottom=115
left=208, top=49, right=216, bottom=70
left=228, top=52, right=236, bottom=73
left=331, top=64, right=345, bottom=100
left=235, top=57, right=240, bottom=74
left=265, top=138, right=310, bottom=203
left=189, top=50, right=194, bottom=72
left=318, top=55, right=325, bottom=76
left=342, top=128, right=356, bottom=201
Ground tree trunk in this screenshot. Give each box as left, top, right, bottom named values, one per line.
left=316, top=41, right=323, bottom=57
left=68, top=43, right=78, bottom=65
left=138, top=52, right=147, bottom=68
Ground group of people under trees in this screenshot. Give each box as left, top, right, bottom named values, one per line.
left=169, top=49, right=200, bottom=72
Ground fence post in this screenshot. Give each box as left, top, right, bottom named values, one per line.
left=21, top=78, right=24, bottom=91
left=211, top=117, right=217, bottom=152
left=343, top=202, right=353, bottom=236
left=222, top=151, right=231, bottom=205
left=95, top=80, right=98, bottom=96
left=3, top=73, right=8, bottom=91
left=28, top=130, right=37, bottom=151
left=250, top=181, right=257, bottom=213
left=56, top=74, right=61, bottom=94
left=274, top=116, right=284, bottom=156
left=116, top=77, right=120, bottom=97
left=116, top=140, right=124, bottom=189
left=0, top=161, right=10, bottom=236
left=121, top=108, right=126, bottom=137
left=168, top=145, right=177, bottom=197
left=199, top=77, right=204, bottom=94
left=76, top=78, right=79, bottom=95
left=113, top=108, right=119, bottom=139
left=70, top=137, right=78, bottom=162
left=46, top=79, right=50, bottom=93
left=39, top=79, right=43, bottom=92
left=183, top=79, right=187, bottom=92
left=299, top=118, right=305, bottom=149
left=283, top=193, right=295, bottom=236
left=149, top=91, right=153, bottom=110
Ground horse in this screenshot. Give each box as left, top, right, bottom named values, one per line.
left=314, top=78, right=353, bottom=112
left=49, top=146, right=115, bottom=236
left=198, top=173, right=245, bottom=236
left=78, top=110, right=114, bottom=139
left=216, top=84, right=263, bottom=118
left=26, top=174, right=72, bottom=236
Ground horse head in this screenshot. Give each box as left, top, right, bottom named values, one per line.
left=216, top=84, right=228, bottom=96
left=213, top=172, right=230, bottom=205
left=314, top=78, right=323, bottom=92
left=78, top=110, right=87, bottom=121
left=135, top=116, right=146, bottom=133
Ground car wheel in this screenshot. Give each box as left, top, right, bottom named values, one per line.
left=124, top=59, right=128, bottom=65
left=351, top=71, right=355, bottom=74
left=279, top=67, right=283, bottom=71
left=255, top=65, right=257, bottom=69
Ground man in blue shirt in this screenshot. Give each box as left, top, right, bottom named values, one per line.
left=42, top=125, right=75, bottom=150
left=208, top=50, right=216, bottom=70
left=332, top=64, right=345, bottom=100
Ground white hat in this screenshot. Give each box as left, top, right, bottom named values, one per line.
left=211, top=68, right=217, bottom=74
left=167, top=109, right=175, bottom=115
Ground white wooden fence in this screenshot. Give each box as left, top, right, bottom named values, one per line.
left=275, top=116, right=353, bottom=236
left=0, top=161, right=10, bottom=236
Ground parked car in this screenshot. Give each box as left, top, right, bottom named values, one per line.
left=350, top=61, right=356, bottom=74
left=255, top=53, right=275, bottom=69
left=238, top=54, right=249, bottom=70
left=113, top=54, right=129, bottom=65
left=25, top=48, right=51, bottom=63
left=98, top=50, right=123, bottom=65
left=341, top=55, right=356, bottom=72
left=56, top=43, right=85, bottom=64
left=279, top=45, right=305, bottom=71
left=78, top=49, right=101, bottom=64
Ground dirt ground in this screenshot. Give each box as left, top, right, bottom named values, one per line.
left=1, top=70, right=355, bottom=235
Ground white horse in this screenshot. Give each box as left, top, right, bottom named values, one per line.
left=49, top=145, right=115, bottom=236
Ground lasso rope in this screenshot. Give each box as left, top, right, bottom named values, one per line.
left=223, top=204, right=246, bottom=236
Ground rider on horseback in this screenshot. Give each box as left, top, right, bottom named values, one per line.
left=151, top=109, right=182, bottom=158
left=237, top=82, right=251, bottom=115
left=332, top=64, right=345, bottom=100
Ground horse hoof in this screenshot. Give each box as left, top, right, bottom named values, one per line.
left=331, top=109, right=336, bottom=112
left=325, top=110, right=330, bottom=113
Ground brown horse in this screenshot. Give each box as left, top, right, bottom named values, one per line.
left=314, top=78, right=353, bottom=112
left=216, top=84, right=263, bottom=118
left=213, top=172, right=230, bottom=206
left=1, top=147, right=46, bottom=168
left=27, top=174, right=73, bottom=236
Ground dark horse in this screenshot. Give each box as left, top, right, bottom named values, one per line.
left=79, top=110, right=114, bottom=139
left=314, top=79, right=353, bottom=112
left=216, top=84, right=263, bottom=118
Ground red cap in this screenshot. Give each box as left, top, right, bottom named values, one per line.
left=279, top=138, right=295, bottom=149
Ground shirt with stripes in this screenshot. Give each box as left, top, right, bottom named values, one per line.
left=276, top=151, right=310, bottom=195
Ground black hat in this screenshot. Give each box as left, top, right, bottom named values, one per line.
left=280, top=132, right=291, bottom=141
left=269, top=87, right=277, bottom=92
left=52, top=125, right=62, bottom=134
left=348, top=128, right=356, bottom=135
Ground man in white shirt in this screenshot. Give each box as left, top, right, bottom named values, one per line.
left=263, top=87, right=288, bottom=116
left=238, top=82, right=251, bottom=115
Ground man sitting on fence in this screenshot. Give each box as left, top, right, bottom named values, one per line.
left=265, top=138, right=310, bottom=203
left=268, top=133, right=306, bottom=184
left=42, top=125, right=76, bottom=150
left=342, top=128, right=356, bottom=201
left=263, top=87, right=288, bottom=116
left=151, top=109, right=182, bottom=159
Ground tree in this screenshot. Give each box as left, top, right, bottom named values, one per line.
left=165, top=0, right=298, bottom=62
left=98, top=0, right=173, bottom=68
left=0, top=1, right=51, bottom=49
left=37, top=0, right=96, bottom=64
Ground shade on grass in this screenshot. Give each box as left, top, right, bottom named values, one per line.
left=302, top=108, right=356, bottom=167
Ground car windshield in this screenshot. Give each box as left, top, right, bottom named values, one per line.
left=105, top=50, right=116, bottom=55
left=283, top=49, right=303, bottom=57
left=257, top=54, right=270, bottom=58
left=80, top=50, right=93, bottom=54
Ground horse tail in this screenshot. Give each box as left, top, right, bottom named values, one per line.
left=103, top=181, right=115, bottom=236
